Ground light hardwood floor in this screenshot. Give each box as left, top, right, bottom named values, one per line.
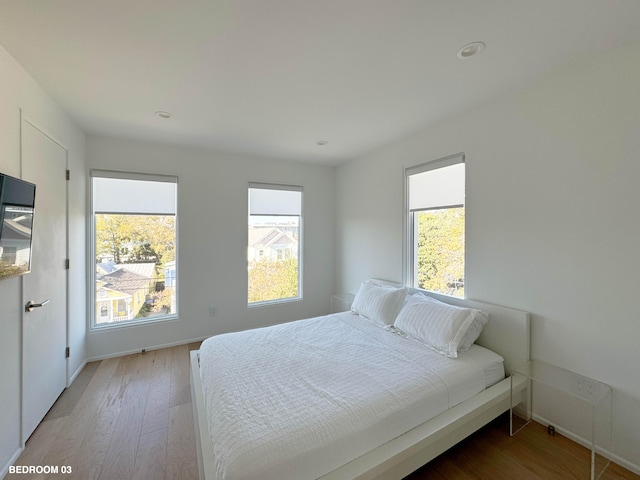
left=8, top=343, right=200, bottom=480
left=406, top=415, right=639, bottom=480
left=8, top=344, right=640, bottom=480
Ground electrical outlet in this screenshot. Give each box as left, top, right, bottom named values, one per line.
left=576, top=379, right=594, bottom=398
left=209, top=306, right=217, bottom=317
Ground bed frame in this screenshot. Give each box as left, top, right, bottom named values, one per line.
left=190, top=289, right=530, bottom=480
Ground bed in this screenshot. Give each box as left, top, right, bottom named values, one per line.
left=190, top=282, right=530, bottom=480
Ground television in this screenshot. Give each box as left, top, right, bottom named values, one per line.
left=0, top=173, right=36, bottom=280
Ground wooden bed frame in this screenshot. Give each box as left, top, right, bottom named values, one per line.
left=190, top=290, right=530, bottom=480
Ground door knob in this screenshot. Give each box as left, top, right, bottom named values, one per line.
left=25, top=300, right=50, bottom=312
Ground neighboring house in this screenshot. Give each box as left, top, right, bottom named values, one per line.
left=248, top=227, right=298, bottom=262
left=96, top=260, right=117, bottom=276
left=164, top=260, right=176, bottom=287
left=116, top=262, right=159, bottom=288
left=164, top=260, right=176, bottom=314
left=95, top=263, right=158, bottom=323
left=95, top=281, right=132, bottom=324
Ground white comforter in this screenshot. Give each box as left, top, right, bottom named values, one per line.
left=199, top=312, right=487, bottom=480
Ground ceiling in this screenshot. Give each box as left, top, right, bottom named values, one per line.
left=1, top=1, right=640, bottom=165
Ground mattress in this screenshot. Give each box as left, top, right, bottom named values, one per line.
left=199, top=311, right=504, bottom=480
left=463, top=343, right=505, bottom=388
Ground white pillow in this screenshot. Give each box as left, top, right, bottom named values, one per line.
left=394, top=294, right=488, bottom=358
left=412, top=294, right=489, bottom=352
left=459, top=308, right=489, bottom=352
left=351, top=280, right=408, bottom=325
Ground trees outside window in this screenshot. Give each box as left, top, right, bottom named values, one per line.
left=414, top=207, right=465, bottom=296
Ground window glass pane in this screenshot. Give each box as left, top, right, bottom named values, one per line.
left=414, top=207, right=465, bottom=297
left=248, top=185, right=302, bottom=304
left=93, top=173, right=177, bottom=328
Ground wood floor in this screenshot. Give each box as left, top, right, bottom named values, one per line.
left=8, top=343, right=640, bottom=480
left=406, top=416, right=639, bottom=480
left=8, top=343, right=200, bottom=480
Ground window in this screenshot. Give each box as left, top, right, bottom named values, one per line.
left=248, top=183, right=302, bottom=305
left=91, top=170, right=178, bottom=328
left=405, top=153, right=465, bottom=297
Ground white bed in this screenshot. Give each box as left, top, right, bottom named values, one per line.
left=190, top=287, right=530, bottom=480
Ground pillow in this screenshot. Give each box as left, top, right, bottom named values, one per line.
left=412, top=294, right=489, bottom=353
left=394, top=294, right=488, bottom=358
left=351, top=280, right=408, bottom=325
left=459, top=308, right=489, bottom=352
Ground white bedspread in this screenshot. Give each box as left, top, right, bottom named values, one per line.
left=199, top=312, right=488, bottom=480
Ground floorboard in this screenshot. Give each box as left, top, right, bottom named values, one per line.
left=7, top=343, right=639, bottom=480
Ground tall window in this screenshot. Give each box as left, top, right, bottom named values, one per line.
left=248, top=183, right=302, bottom=305
left=406, top=154, right=465, bottom=297
left=91, top=170, right=178, bottom=328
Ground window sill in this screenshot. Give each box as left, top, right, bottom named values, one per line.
left=247, top=297, right=303, bottom=309
left=90, top=314, right=179, bottom=332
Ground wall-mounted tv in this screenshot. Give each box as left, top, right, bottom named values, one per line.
left=0, top=173, right=36, bottom=280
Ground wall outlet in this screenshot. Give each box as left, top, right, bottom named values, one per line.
left=209, top=306, right=217, bottom=317
left=576, top=378, right=593, bottom=398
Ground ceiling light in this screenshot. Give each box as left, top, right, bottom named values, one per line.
left=155, top=111, right=173, bottom=119
left=316, top=140, right=328, bottom=146
left=457, top=41, right=485, bottom=59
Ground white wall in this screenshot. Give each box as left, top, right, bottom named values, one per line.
left=0, top=45, right=86, bottom=476
left=336, top=41, right=640, bottom=472
left=86, top=136, right=335, bottom=359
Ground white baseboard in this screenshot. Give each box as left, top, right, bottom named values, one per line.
left=68, top=359, right=87, bottom=387
left=533, top=414, right=640, bottom=476
left=1, top=447, right=24, bottom=479
left=85, top=336, right=210, bottom=363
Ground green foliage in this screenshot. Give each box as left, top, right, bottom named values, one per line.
left=248, top=257, right=299, bottom=303
left=95, top=214, right=133, bottom=264
left=416, top=207, right=465, bottom=297
left=134, top=287, right=174, bottom=318
left=95, top=214, right=176, bottom=265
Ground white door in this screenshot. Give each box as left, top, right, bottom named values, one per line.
left=21, top=118, right=68, bottom=442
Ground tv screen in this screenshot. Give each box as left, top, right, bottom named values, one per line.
left=0, top=173, right=36, bottom=280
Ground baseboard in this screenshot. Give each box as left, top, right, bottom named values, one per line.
left=1, top=446, right=24, bottom=479
left=68, top=359, right=87, bottom=386
left=533, top=414, right=640, bottom=476
left=85, top=335, right=210, bottom=362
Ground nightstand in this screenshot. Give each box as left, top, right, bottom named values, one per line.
left=510, top=360, right=613, bottom=480
left=331, top=293, right=355, bottom=313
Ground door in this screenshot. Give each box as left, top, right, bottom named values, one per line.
left=21, top=118, right=68, bottom=442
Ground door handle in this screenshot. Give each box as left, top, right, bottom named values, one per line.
left=25, top=299, right=50, bottom=312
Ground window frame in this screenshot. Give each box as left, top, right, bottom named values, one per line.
left=89, top=169, right=179, bottom=331
left=247, top=182, right=303, bottom=307
left=403, top=153, right=465, bottom=296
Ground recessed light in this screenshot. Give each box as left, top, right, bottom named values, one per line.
left=316, top=140, right=328, bottom=146
left=457, top=41, right=485, bottom=59
left=155, top=111, right=173, bottom=119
